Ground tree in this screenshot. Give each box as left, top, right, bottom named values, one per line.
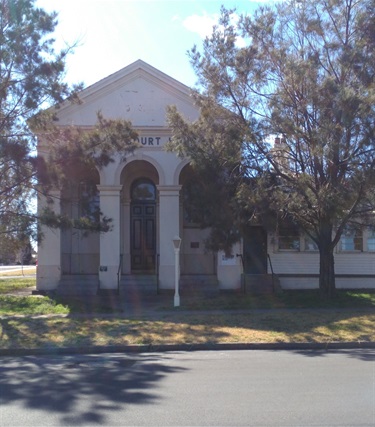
left=0, top=0, right=138, bottom=243
left=167, top=0, right=375, bottom=297
left=169, top=100, right=244, bottom=253
left=0, top=0, right=73, bottom=241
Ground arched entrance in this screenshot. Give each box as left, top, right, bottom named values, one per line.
left=130, top=178, right=157, bottom=272
left=61, top=165, right=100, bottom=275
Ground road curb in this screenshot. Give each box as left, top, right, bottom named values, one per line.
left=1, top=341, right=374, bottom=357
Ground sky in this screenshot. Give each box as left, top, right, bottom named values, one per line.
left=35, top=0, right=279, bottom=90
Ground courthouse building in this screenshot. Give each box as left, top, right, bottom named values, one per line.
left=36, top=60, right=375, bottom=295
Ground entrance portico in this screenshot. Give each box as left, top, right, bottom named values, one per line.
left=95, top=150, right=184, bottom=291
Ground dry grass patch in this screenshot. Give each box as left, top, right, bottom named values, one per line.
left=1, top=310, right=374, bottom=349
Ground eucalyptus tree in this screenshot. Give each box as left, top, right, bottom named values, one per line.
left=168, top=0, right=375, bottom=296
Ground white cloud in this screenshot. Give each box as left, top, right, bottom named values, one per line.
left=249, top=0, right=282, bottom=3
left=182, top=13, right=219, bottom=39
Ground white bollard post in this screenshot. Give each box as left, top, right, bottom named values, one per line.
left=172, top=236, right=181, bottom=307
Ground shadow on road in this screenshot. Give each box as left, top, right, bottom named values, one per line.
left=0, top=353, right=187, bottom=425
left=291, top=348, right=375, bottom=362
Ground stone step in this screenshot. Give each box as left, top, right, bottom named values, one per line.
left=179, top=275, right=219, bottom=296
left=120, top=275, right=158, bottom=296
left=57, top=275, right=99, bottom=296
left=243, top=274, right=280, bottom=294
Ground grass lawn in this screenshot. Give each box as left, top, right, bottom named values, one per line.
left=178, top=290, right=375, bottom=310
left=0, top=296, right=69, bottom=316
left=0, top=278, right=36, bottom=294
left=1, top=310, right=374, bottom=349
left=0, top=278, right=374, bottom=349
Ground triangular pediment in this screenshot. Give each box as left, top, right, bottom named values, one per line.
left=54, top=60, right=199, bottom=128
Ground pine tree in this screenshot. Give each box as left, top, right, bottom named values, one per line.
left=167, top=0, right=375, bottom=297
left=0, top=1, right=138, bottom=243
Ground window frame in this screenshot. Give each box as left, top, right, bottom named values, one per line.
left=365, top=228, right=375, bottom=252
left=339, top=227, right=363, bottom=252
left=277, top=224, right=300, bottom=251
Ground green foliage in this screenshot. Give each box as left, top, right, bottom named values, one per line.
left=166, top=102, right=245, bottom=252
left=167, top=0, right=375, bottom=295
left=35, top=112, right=139, bottom=186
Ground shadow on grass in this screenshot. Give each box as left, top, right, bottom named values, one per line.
left=0, top=353, right=187, bottom=425
left=1, top=305, right=374, bottom=357
left=175, top=289, right=375, bottom=310
left=1, top=290, right=374, bottom=362
left=48, top=289, right=375, bottom=316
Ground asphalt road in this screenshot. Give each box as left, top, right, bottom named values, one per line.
left=0, top=264, right=36, bottom=278
left=0, top=349, right=374, bottom=426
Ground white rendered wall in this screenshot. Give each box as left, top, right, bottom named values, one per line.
left=97, top=185, right=122, bottom=289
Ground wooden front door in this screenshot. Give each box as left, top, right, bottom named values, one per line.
left=130, top=179, right=156, bottom=272
left=131, top=203, right=156, bottom=271
left=243, top=226, right=268, bottom=274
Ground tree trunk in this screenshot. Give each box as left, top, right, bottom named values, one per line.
left=318, top=224, right=336, bottom=298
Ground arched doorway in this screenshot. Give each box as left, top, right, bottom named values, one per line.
left=130, top=178, right=156, bottom=272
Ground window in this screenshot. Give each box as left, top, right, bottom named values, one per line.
left=340, top=228, right=363, bottom=252
left=278, top=223, right=300, bottom=251
left=367, top=229, right=375, bottom=252
left=79, top=182, right=99, bottom=220
left=304, top=236, right=318, bottom=251
left=131, top=179, right=156, bottom=202
left=182, top=179, right=206, bottom=227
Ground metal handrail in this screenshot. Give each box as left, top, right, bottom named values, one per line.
left=117, top=254, right=123, bottom=295
left=236, top=253, right=245, bottom=294
left=267, top=253, right=275, bottom=292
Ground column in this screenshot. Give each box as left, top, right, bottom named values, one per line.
left=97, top=185, right=122, bottom=289
left=37, top=190, right=61, bottom=290
left=157, top=185, right=181, bottom=289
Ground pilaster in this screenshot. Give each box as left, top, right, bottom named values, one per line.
left=157, top=185, right=181, bottom=289
left=37, top=190, right=62, bottom=290
left=97, top=185, right=122, bottom=289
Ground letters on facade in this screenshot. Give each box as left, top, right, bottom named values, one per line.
left=137, top=136, right=171, bottom=146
